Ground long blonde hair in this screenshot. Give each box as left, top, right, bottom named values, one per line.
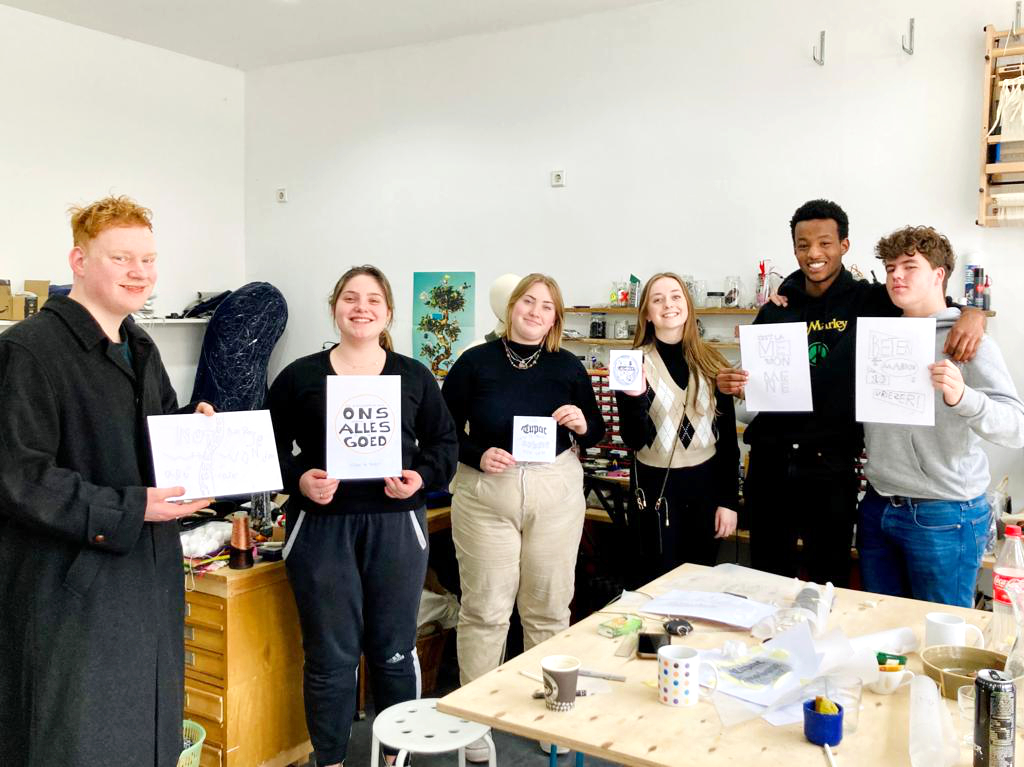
left=328, top=265, right=395, bottom=351
left=501, top=273, right=565, bottom=353
left=632, top=272, right=727, bottom=388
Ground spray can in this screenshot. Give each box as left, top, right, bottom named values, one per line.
left=974, top=668, right=1015, bottom=767
left=966, top=264, right=979, bottom=304
left=983, top=276, right=992, bottom=311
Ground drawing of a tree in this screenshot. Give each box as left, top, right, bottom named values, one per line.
left=418, top=274, right=472, bottom=377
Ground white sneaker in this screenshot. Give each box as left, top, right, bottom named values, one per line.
left=464, top=734, right=493, bottom=763
left=537, top=741, right=569, bottom=755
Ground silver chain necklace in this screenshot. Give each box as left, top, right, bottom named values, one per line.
left=502, top=338, right=543, bottom=370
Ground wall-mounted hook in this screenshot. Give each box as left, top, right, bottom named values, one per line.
left=813, top=30, right=825, bottom=65
left=902, top=18, right=915, bottom=55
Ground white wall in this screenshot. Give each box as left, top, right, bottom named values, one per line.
left=0, top=4, right=245, bottom=397
left=246, top=0, right=1024, bottom=496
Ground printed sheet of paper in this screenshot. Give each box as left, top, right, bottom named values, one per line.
left=641, top=590, right=777, bottom=629
left=326, top=375, right=403, bottom=479
left=739, top=322, right=813, bottom=412
left=856, top=316, right=936, bottom=425
left=512, top=416, right=557, bottom=463
left=148, top=410, right=283, bottom=501
left=608, top=350, right=644, bottom=392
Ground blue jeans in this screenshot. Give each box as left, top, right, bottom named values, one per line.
left=857, top=486, right=989, bottom=608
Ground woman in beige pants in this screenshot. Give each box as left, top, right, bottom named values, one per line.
left=441, top=274, right=604, bottom=759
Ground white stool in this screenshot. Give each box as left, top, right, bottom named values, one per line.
left=370, top=698, right=496, bottom=767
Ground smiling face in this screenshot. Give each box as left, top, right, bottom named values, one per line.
left=507, top=280, right=557, bottom=345
left=884, top=251, right=946, bottom=317
left=793, top=218, right=849, bottom=296
left=333, top=273, right=392, bottom=343
left=70, top=225, right=157, bottom=319
left=645, top=276, right=689, bottom=340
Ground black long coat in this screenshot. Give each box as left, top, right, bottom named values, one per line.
left=0, top=296, right=185, bottom=767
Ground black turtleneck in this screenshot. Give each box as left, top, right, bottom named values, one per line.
left=615, top=337, right=740, bottom=509
left=441, top=338, right=605, bottom=469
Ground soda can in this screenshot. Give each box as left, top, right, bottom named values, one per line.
left=974, top=668, right=1015, bottom=767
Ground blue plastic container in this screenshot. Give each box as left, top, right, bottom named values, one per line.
left=803, top=699, right=843, bottom=746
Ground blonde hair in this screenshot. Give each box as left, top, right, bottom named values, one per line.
left=632, top=272, right=728, bottom=389
left=328, top=265, right=395, bottom=351
left=69, top=196, right=152, bottom=248
left=501, top=273, right=565, bottom=353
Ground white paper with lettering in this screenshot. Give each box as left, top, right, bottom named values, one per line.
left=739, top=322, right=813, bottom=412
left=148, top=410, right=283, bottom=500
left=608, top=350, right=644, bottom=392
left=641, top=590, right=777, bottom=628
left=856, top=316, right=936, bottom=425
left=326, top=375, right=403, bottom=479
left=512, top=416, right=557, bottom=463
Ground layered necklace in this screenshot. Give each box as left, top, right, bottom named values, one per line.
left=502, top=338, right=543, bottom=370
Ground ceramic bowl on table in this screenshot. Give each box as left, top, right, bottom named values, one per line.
left=920, top=645, right=1020, bottom=699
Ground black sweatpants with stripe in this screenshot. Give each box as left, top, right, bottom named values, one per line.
left=284, top=507, right=429, bottom=766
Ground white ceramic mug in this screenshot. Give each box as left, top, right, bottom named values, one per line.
left=924, top=612, right=984, bottom=649
left=868, top=668, right=915, bottom=695
left=657, top=645, right=719, bottom=707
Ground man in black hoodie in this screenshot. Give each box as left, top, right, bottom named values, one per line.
left=717, top=199, right=984, bottom=587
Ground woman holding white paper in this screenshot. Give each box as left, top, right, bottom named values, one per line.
left=441, top=274, right=604, bottom=700
left=615, top=273, right=739, bottom=587
left=267, top=265, right=457, bottom=767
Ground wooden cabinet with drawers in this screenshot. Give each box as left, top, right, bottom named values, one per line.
left=184, top=561, right=311, bottom=767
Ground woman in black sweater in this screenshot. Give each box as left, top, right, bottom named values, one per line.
left=441, top=274, right=604, bottom=695
left=268, top=265, right=457, bottom=767
left=615, top=272, right=739, bottom=587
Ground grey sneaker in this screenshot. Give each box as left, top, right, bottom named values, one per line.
left=464, top=734, right=493, bottom=763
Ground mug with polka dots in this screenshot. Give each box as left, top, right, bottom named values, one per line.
left=657, top=645, right=719, bottom=707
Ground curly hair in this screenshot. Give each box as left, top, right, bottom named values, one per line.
left=790, top=198, right=849, bottom=242
left=68, top=195, right=153, bottom=248
left=875, top=226, right=955, bottom=292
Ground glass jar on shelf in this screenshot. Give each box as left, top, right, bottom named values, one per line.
left=724, top=275, right=741, bottom=308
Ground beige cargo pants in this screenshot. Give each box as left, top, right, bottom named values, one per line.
left=451, top=449, right=586, bottom=684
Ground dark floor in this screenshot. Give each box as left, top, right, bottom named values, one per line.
left=294, top=628, right=620, bottom=766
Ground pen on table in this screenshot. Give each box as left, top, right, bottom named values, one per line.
left=519, top=670, right=543, bottom=682
left=578, top=669, right=626, bottom=683
left=823, top=743, right=837, bottom=767
left=532, top=690, right=589, bottom=699
left=722, top=592, right=748, bottom=599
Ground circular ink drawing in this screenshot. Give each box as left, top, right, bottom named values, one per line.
left=614, top=356, right=639, bottom=386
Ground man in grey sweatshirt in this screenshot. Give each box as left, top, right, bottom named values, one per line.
left=858, top=226, right=1024, bottom=607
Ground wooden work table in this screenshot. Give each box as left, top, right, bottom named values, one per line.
left=437, top=563, right=999, bottom=767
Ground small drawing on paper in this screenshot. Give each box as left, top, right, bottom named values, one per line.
left=871, top=388, right=925, bottom=412
left=756, top=334, right=791, bottom=366
left=866, top=331, right=917, bottom=386
left=866, top=330, right=924, bottom=411
left=763, top=370, right=790, bottom=394
left=613, top=356, right=639, bottom=386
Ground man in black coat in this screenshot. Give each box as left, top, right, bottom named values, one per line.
left=0, top=196, right=213, bottom=766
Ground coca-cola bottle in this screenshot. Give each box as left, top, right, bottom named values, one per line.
left=991, top=524, right=1024, bottom=653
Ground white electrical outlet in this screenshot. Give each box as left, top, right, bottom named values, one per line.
left=550, top=170, right=565, bottom=187
left=275, top=187, right=288, bottom=203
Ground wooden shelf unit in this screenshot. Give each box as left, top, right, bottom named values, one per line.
left=978, top=25, right=1024, bottom=226
left=565, top=306, right=757, bottom=316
